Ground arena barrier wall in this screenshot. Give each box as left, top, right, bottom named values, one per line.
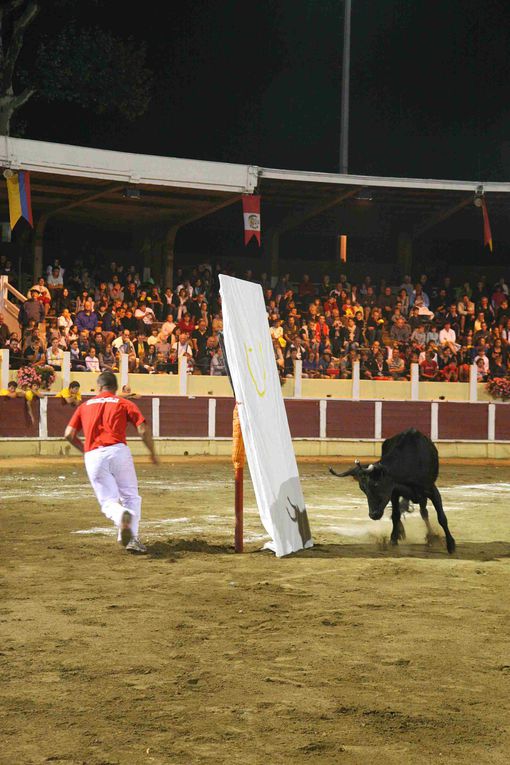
left=1, top=396, right=509, bottom=460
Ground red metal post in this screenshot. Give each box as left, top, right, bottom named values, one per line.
left=234, top=466, right=244, bottom=553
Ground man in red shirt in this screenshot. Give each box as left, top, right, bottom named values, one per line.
left=64, top=371, right=157, bottom=554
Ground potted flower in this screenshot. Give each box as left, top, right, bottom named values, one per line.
left=486, top=377, right=510, bottom=401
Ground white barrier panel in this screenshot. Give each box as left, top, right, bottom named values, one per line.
left=220, top=275, right=313, bottom=557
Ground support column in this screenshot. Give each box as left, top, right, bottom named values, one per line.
left=0, top=348, right=9, bottom=389
left=352, top=360, right=360, bottom=400
left=39, top=395, right=48, bottom=439
left=33, top=215, right=48, bottom=281
left=411, top=363, right=419, bottom=401
left=62, top=352, right=71, bottom=389
left=178, top=355, right=187, bottom=395
left=208, top=398, right=216, bottom=438
left=319, top=399, right=327, bottom=438
left=163, top=227, right=178, bottom=288
left=294, top=359, right=302, bottom=398
left=469, top=364, right=477, bottom=403
left=152, top=397, right=160, bottom=438
left=269, top=229, right=280, bottom=280
left=119, top=353, right=129, bottom=389
left=397, top=231, right=413, bottom=276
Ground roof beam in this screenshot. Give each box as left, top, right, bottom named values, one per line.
left=272, top=187, right=362, bottom=235
left=413, top=194, right=475, bottom=239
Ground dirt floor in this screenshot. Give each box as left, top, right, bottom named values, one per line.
left=2, top=456, right=510, bottom=765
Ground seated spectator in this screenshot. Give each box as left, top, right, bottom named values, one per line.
left=457, top=294, right=475, bottom=333
left=474, top=348, right=490, bottom=376
left=178, top=310, right=196, bottom=335
left=99, top=343, right=118, bottom=372
left=210, top=346, right=227, bottom=376
left=475, top=357, right=488, bottom=382
left=172, top=331, right=194, bottom=361
left=284, top=347, right=299, bottom=378
left=302, top=349, right=320, bottom=378
left=25, top=338, right=46, bottom=367
left=439, top=321, right=460, bottom=353
left=426, top=324, right=440, bottom=345
left=69, top=340, right=86, bottom=371
left=46, top=338, right=64, bottom=370
left=135, top=302, right=156, bottom=333
left=388, top=348, right=406, bottom=379
left=76, top=300, right=99, bottom=333
left=85, top=347, right=101, bottom=372
left=58, top=308, right=73, bottom=337
left=391, top=317, right=411, bottom=344
left=420, top=350, right=439, bottom=381
left=411, top=324, right=427, bottom=350
left=161, top=313, right=176, bottom=340
left=369, top=351, right=390, bottom=378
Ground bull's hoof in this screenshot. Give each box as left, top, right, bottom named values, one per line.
left=447, top=537, right=456, bottom=554
left=390, top=537, right=399, bottom=546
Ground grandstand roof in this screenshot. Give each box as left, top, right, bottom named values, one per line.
left=0, top=136, right=509, bottom=235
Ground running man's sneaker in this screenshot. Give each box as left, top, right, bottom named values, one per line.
left=126, top=537, right=148, bottom=555
left=120, top=510, right=133, bottom=547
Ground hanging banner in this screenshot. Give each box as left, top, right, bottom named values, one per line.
left=481, top=197, right=493, bottom=252
left=6, top=171, right=33, bottom=230
left=242, top=194, right=261, bottom=246
left=220, top=274, right=313, bottom=557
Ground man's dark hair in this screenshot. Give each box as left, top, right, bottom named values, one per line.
left=69, top=382, right=80, bottom=390
left=97, top=371, right=118, bottom=392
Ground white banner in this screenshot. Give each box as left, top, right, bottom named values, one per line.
left=220, top=275, right=313, bottom=557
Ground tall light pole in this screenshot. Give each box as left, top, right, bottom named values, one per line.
left=340, top=0, right=352, bottom=174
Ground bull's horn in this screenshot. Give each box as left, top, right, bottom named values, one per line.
left=329, top=464, right=360, bottom=478
left=355, top=459, right=361, bottom=465
left=365, top=463, right=375, bottom=472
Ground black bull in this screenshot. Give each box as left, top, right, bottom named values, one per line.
left=329, top=429, right=456, bottom=553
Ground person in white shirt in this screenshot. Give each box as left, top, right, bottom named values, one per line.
left=46, top=338, right=65, bottom=370
left=474, top=349, right=490, bottom=375
left=172, top=331, right=193, bottom=358
left=85, top=347, right=101, bottom=372
left=58, top=308, right=73, bottom=336
left=134, top=303, right=156, bottom=329
left=161, top=314, right=176, bottom=339
left=438, top=321, right=459, bottom=353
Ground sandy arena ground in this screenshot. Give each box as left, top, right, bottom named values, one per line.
left=2, top=456, right=510, bottom=765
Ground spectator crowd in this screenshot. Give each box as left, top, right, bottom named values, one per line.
left=1, top=253, right=510, bottom=385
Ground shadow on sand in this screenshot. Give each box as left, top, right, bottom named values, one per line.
left=147, top=538, right=235, bottom=558
left=147, top=537, right=510, bottom=563
left=290, top=540, right=510, bottom=562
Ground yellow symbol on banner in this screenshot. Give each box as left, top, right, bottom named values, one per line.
left=244, top=342, right=267, bottom=398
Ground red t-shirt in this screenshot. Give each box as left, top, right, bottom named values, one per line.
left=68, top=392, right=145, bottom=452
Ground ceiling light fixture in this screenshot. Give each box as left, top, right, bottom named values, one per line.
left=354, top=188, right=373, bottom=201
left=123, top=187, right=141, bottom=200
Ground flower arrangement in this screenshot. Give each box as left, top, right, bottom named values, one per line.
left=35, top=366, right=56, bottom=390
left=486, top=377, right=510, bottom=401
left=17, top=366, right=42, bottom=389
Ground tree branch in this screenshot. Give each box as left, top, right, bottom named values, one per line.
left=1, top=1, right=39, bottom=94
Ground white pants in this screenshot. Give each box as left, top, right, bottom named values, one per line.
left=84, top=443, right=141, bottom=540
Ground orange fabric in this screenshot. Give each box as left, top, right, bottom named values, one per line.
left=232, top=403, right=245, bottom=470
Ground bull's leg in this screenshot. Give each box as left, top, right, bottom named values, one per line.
left=419, top=499, right=434, bottom=535
left=390, top=492, right=405, bottom=545
left=429, top=485, right=456, bottom=554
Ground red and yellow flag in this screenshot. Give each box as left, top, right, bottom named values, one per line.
left=481, top=197, right=493, bottom=252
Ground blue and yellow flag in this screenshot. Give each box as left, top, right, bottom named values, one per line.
left=6, top=171, right=33, bottom=230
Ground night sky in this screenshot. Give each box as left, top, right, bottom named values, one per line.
left=19, top=0, right=510, bottom=181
